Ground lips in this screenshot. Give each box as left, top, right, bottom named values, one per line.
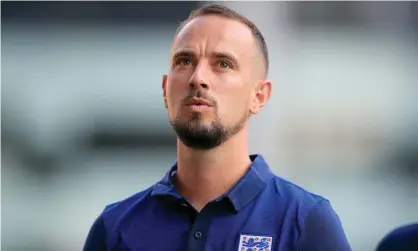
left=185, top=98, right=212, bottom=107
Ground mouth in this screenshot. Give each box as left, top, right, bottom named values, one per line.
left=184, top=98, right=213, bottom=112
left=185, top=98, right=212, bottom=107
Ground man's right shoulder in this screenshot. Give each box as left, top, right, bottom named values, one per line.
left=100, top=185, right=156, bottom=228
left=83, top=185, right=157, bottom=251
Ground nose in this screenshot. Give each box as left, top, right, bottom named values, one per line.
left=188, top=62, right=210, bottom=90
left=189, top=82, right=208, bottom=90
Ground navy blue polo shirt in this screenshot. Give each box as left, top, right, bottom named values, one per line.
left=376, top=223, right=418, bottom=251
left=83, top=154, right=351, bottom=251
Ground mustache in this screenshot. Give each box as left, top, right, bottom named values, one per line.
left=182, top=90, right=216, bottom=106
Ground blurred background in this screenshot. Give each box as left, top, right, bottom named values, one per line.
left=2, top=1, right=418, bottom=251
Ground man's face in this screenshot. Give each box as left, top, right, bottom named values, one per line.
left=163, top=15, right=268, bottom=149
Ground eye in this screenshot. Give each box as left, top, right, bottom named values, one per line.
left=176, top=58, right=192, bottom=66
left=219, top=60, right=232, bottom=69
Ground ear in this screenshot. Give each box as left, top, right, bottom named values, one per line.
left=249, top=80, right=272, bottom=114
left=162, top=74, right=168, bottom=109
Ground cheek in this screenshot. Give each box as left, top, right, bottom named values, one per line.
left=167, top=71, right=190, bottom=94
left=166, top=75, right=188, bottom=114
left=215, top=78, right=250, bottom=118
left=217, top=92, right=251, bottom=122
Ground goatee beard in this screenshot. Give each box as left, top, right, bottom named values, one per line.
left=170, top=112, right=247, bottom=150
left=171, top=113, right=227, bottom=150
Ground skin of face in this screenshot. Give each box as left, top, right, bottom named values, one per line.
left=162, top=15, right=271, bottom=149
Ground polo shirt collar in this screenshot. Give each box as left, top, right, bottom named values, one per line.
left=151, top=154, right=274, bottom=212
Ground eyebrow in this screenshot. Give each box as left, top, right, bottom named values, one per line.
left=172, top=50, right=239, bottom=66
left=212, top=51, right=238, bottom=66
left=172, top=50, right=195, bottom=61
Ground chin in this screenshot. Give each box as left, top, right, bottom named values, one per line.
left=189, top=119, right=213, bottom=128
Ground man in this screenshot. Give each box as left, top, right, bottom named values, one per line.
left=376, top=223, right=418, bottom=251
left=83, top=4, right=351, bottom=251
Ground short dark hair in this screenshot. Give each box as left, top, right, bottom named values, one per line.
left=175, top=4, right=269, bottom=76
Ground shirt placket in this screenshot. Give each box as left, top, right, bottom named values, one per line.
left=186, top=204, right=216, bottom=251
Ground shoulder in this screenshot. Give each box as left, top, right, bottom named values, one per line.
left=268, top=175, right=331, bottom=230
left=82, top=186, right=155, bottom=251
left=102, top=185, right=154, bottom=221
left=270, top=175, right=351, bottom=250
left=272, top=175, right=326, bottom=211
left=100, top=185, right=155, bottom=230
left=377, top=223, right=418, bottom=251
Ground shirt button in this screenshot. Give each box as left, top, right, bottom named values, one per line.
left=194, top=231, right=202, bottom=239
left=180, top=203, right=188, bottom=208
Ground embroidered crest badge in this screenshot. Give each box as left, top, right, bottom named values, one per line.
left=238, top=234, right=273, bottom=251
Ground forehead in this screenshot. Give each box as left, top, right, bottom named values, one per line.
left=171, top=15, right=257, bottom=59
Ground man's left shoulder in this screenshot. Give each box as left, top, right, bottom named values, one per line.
left=268, top=175, right=351, bottom=250
left=271, top=175, right=328, bottom=212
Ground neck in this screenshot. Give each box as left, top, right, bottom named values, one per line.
left=175, top=127, right=251, bottom=212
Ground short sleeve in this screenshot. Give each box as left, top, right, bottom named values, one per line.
left=297, top=199, right=352, bottom=251
left=83, top=214, right=107, bottom=251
